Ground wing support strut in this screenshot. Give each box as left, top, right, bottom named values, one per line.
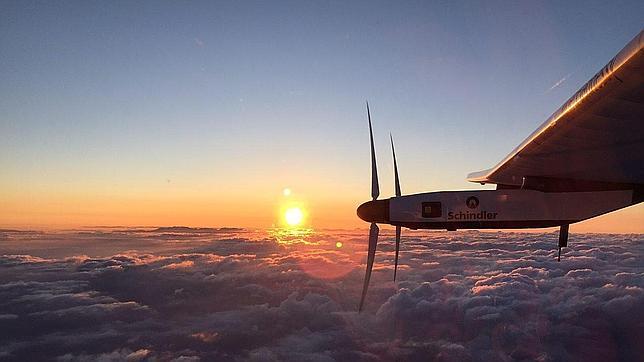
left=558, top=224, right=569, bottom=262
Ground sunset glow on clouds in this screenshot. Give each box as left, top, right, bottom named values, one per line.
left=0, top=228, right=641, bottom=360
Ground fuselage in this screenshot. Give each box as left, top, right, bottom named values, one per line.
left=357, top=189, right=639, bottom=230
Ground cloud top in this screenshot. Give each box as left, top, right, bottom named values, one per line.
left=0, top=228, right=642, bottom=360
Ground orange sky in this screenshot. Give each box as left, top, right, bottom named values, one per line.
left=1, top=186, right=642, bottom=233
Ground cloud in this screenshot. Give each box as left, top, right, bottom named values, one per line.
left=57, top=348, right=151, bottom=362
left=162, top=260, right=195, bottom=269
left=545, top=72, right=572, bottom=93
left=0, top=228, right=642, bottom=360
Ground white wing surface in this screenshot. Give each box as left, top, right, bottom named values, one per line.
left=468, top=30, right=644, bottom=190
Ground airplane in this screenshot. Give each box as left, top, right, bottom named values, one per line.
left=356, top=30, right=644, bottom=312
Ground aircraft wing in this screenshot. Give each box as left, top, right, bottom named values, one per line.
left=468, top=30, right=644, bottom=191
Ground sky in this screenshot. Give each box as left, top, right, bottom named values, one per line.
left=0, top=228, right=642, bottom=360
left=1, top=1, right=643, bottom=231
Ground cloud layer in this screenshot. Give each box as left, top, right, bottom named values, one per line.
left=0, top=228, right=642, bottom=361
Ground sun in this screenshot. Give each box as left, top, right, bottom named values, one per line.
left=284, top=207, right=304, bottom=226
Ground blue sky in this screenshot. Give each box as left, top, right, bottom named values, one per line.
left=1, top=1, right=643, bottom=228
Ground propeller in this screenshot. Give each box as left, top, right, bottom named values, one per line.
left=390, top=134, right=402, bottom=281
left=358, top=103, right=405, bottom=311
left=368, top=102, right=379, bottom=201
left=359, top=223, right=379, bottom=312
left=391, top=134, right=401, bottom=198
left=359, top=101, right=380, bottom=312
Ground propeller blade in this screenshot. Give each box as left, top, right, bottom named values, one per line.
left=390, top=134, right=401, bottom=197
left=367, top=102, right=379, bottom=200
left=359, top=222, right=379, bottom=312
left=390, top=134, right=402, bottom=281
left=393, top=225, right=401, bottom=281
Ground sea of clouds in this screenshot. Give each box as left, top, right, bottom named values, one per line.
left=0, top=227, right=642, bottom=361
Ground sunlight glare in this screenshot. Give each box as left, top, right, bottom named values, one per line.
left=284, top=207, right=303, bottom=226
